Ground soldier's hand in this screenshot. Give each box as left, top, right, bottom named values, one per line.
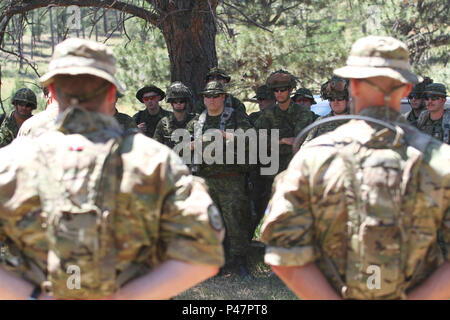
left=280, top=137, right=295, bottom=145
left=137, top=122, right=147, bottom=133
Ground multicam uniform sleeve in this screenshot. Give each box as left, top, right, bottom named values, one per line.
left=0, top=122, right=15, bottom=148
left=260, top=150, right=316, bottom=267
left=159, top=151, right=225, bottom=266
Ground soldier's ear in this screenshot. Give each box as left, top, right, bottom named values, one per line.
left=106, top=84, right=117, bottom=104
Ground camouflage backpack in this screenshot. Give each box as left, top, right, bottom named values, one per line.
left=37, top=107, right=137, bottom=299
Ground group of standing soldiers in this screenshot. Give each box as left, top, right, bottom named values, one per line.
left=0, top=61, right=447, bottom=278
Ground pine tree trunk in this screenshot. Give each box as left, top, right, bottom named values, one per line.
left=158, top=0, right=218, bottom=104
left=30, top=12, right=34, bottom=60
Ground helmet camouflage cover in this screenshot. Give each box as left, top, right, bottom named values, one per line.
left=320, top=76, right=349, bottom=100
left=12, top=88, right=37, bottom=110
left=200, top=81, right=227, bottom=96
left=408, top=77, right=433, bottom=99
left=266, top=69, right=297, bottom=89
left=206, top=67, right=231, bottom=83
left=166, top=81, right=193, bottom=102
left=292, top=88, right=317, bottom=105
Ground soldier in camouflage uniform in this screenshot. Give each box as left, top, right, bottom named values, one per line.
left=113, top=92, right=137, bottom=131
left=132, top=85, right=172, bottom=137
left=18, top=87, right=59, bottom=138
left=416, top=83, right=449, bottom=144
left=192, top=67, right=247, bottom=115
left=404, top=77, right=433, bottom=127
left=302, top=76, right=351, bottom=145
left=261, top=36, right=450, bottom=300
left=0, top=38, right=224, bottom=300
left=153, top=81, right=195, bottom=150
left=0, top=88, right=37, bottom=147
left=248, top=85, right=276, bottom=125
left=186, top=81, right=253, bottom=277
left=292, top=88, right=317, bottom=109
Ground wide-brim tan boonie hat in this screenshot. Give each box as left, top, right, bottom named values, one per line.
left=334, top=36, right=419, bottom=84
left=39, top=38, right=125, bottom=94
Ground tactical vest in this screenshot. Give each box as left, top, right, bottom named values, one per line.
left=36, top=108, right=138, bottom=299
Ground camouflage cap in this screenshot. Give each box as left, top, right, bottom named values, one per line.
left=206, top=67, right=231, bottom=83
left=12, top=88, right=37, bottom=110
left=408, top=77, right=433, bottom=98
left=200, top=81, right=227, bottom=95
left=266, top=70, right=297, bottom=89
left=166, top=81, right=193, bottom=102
left=424, top=83, right=446, bottom=96
left=39, top=38, right=125, bottom=94
left=334, top=36, right=419, bottom=84
left=253, top=85, right=275, bottom=100
left=136, top=85, right=165, bottom=102
left=292, top=88, right=317, bottom=104
left=320, top=76, right=349, bottom=100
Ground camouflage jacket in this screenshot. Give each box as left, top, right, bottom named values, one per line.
left=261, top=107, right=450, bottom=299
left=132, top=107, right=172, bottom=138
left=254, top=101, right=315, bottom=175
left=404, top=108, right=425, bottom=128
left=0, top=108, right=224, bottom=298
left=303, top=112, right=350, bottom=145
left=186, top=109, right=253, bottom=177
left=193, top=94, right=247, bottom=115
left=249, top=110, right=262, bottom=126
left=18, top=103, right=59, bottom=138
left=114, top=108, right=137, bottom=131
left=416, top=109, right=450, bottom=144
left=153, top=112, right=195, bottom=149
left=0, top=111, right=22, bottom=148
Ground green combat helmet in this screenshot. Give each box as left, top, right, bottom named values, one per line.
left=408, top=77, right=433, bottom=99
left=292, top=88, right=317, bottom=105
left=166, top=81, right=193, bottom=102
left=12, top=88, right=37, bottom=110
left=266, top=70, right=297, bottom=89
left=253, top=85, right=275, bottom=100
left=200, top=81, right=227, bottom=96
left=320, top=76, right=349, bottom=100
left=424, top=83, right=447, bottom=97
left=205, top=67, right=231, bottom=83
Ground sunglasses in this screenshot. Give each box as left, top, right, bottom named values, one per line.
left=294, top=97, right=310, bottom=102
left=204, top=94, right=221, bottom=99
left=424, top=94, right=444, bottom=101
left=408, top=94, right=423, bottom=99
left=142, top=95, right=160, bottom=102
left=172, top=99, right=187, bottom=104
left=328, top=97, right=346, bottom=102
left=16, top=101, right=34, bottom=108
left=273, top=87, right=290, bottom=93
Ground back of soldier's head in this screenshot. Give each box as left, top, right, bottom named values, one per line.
left=39, top=38, right=124, bottom=111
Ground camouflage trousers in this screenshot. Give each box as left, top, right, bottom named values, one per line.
left=249, top=173, right=274, bottom=237
left=204, top=174, right=251, bottom=263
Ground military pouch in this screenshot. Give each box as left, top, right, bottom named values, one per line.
left=46, top=207, right=116, bottom=299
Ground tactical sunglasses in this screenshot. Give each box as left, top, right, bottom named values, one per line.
left=328, top=97, right=346, bottom=102
left=204, top=94, right=221, bottom=99
left=424, top=94, right=444, bottom=101
left=294, top=97, right=311, bottom=102
left=172, top=99, right=187, bottom=104
left=273, top=87, right=290, bottom=93
left=408, top=93, right=423, bottom=99
left=15, top=101, right=34, bottom=108
left=142, top=95, right=160, bottom=102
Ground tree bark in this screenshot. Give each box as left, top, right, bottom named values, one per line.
left=49, top=7, right=55, bottom=54
left=157, top=0, right=219, bottom=103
